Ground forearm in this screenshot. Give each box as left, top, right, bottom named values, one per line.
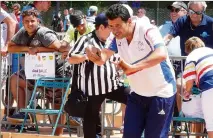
left=135, top=47, right=167, bottom=70
left=164, top=34, right=174, bottom=46
left=6, top=21, right=17, bottom=44
left=37, top=47, right=57, bottom=52
left=8, top=46, right=29, bottom=53
left=68, top=54, right=87, bottom=64
left=185, top=80, right=194, bottom=92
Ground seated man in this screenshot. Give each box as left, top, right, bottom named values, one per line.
left=183, top=37, right=213, bottom=138
left=5, top=9, right=70, bottom=136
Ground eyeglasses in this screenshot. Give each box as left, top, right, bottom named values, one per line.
left=188, top=9, right=203, bottom=15
left=170, top=8, right=180, bottom=13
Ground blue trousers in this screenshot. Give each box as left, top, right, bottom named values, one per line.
left=123, top=92, right=175, bottom=138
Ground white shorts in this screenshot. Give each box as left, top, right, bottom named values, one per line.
left=202, top=88, right=213, bottom=131
left=182, top=94, right=204, bottom=119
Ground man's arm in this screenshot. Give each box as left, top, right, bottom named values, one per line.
left=7, top=41, right=29, bottom=53
left=134, top=46, right=167, bottom=71
left=164, top=34, right=174, bottom=46
left=2, top=13, right=17, bottom=45
left=86, top=47, right=115, bottom=66
left=67, top=54, right=88, bottom=64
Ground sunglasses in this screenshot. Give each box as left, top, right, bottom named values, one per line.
left=170, top=8, right=180, bottom=13
left=188, top=9, right=203, bottom=15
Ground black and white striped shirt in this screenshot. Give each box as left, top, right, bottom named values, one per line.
left=69, top=31, right=121, bottom=96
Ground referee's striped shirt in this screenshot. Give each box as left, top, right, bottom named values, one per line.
left=68, top=31, right=121, bottom=96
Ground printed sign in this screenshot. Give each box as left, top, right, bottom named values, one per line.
left=25, top=53, right=55, bottom=79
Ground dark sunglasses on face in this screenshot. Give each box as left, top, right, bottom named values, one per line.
left=170, top=8, right=180, bottom=13
left=188, top=9, right=203, bottom=15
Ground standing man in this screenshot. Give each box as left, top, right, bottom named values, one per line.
left=11, top=3, right=21, bottom=23
left=159, top=1, right=187, bottom=56
left=137, top=8, right=150, bottom=23
left=61, top=10, right=94, bottom=47
left=86, top=4, right=176, bottom=138
left=67, top=13, right=130, bottom=138
left=63, top=9, right=70, bottom=32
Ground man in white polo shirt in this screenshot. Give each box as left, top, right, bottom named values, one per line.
left=86, top=4, right=176, bottom=138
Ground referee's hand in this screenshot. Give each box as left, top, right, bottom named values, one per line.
left=85, top=46, right=101, bottom=62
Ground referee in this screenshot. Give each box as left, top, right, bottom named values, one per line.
left=67, top=13, right=130, bottom=138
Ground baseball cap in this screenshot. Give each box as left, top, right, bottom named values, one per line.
left=70, top=10, right=85, bottom=28
left=94, top=13, right=108, bottom=26
left=167, top=1, right=187, bottom=10
left=89, top=6, right=98, bottom=12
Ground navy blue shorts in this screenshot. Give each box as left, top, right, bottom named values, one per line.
left=123, top=92, right=175, bottom=138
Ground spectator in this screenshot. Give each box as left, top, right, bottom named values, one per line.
left=69, top=8, right=74, bottom=15
left=150, top=19, right=156, bottom=25
left=86, top=5, right=98, bottom=30
left=68, top=13, right=130, bottom=138
left=137, top=8, right=150, bottom=23
left=159, top=1, right=187, bottom=56
left=61, top=10, right=94, bottom=48
left=63, top=9, right=70, bottom=31
left=11, top=3, right=21, bottom=23
left=51, top=12, right=63, bottom=32
left=6, top=9, right=69, bottom=136
left=183, top=36, right=213, bottom=138
left=86, top=4, right=176, bottom=138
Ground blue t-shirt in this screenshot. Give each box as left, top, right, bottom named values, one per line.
left=169, top=14, right=213, bottom=56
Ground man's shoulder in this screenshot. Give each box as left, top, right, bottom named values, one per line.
left=203, top=14, right=213, bottom=23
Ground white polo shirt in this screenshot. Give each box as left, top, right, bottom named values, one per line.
left=106, top=19, right=176, bottom=98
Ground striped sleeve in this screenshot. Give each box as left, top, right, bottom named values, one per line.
left=68, top=35, right=86, bottom=57
left=183, top=61, right=196, bottom=82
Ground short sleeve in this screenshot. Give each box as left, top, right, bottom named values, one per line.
left=63, top=26, right=74, bottom=43
left=105, top=34, right=118, bottom=53
left=145, top=26, right=165, bottom=49
left=168, top=16, right=186, bottom=37
left=40, top=31, right=58, bottom=47
left=0, top=8, right=10, bottom=23
left=183, top=55, right=196, bottom=82
left=11, top=28, right=25, bottom=45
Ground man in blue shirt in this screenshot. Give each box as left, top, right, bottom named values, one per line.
left=164, top=1, right=213, bottom=56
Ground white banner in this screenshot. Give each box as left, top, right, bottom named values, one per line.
left=25, top=53, right=55, bottom=80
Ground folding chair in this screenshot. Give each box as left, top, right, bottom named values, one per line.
left=172, top=112, right=207, bottom=138
left=19, top=77, right=71, bottom=136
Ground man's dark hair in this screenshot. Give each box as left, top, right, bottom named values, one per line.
left=106, top=4, right=130, bottom=22
left=22, top=9, right=39, bottom=18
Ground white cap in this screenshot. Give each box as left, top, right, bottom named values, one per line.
left=89, top=6, right=98, bottom=12
left=122, top=4, right=133, bottom=17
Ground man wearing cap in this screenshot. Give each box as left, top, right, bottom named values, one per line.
left=159, top=1, right=187, bottom=57
left=61, top=10, right=94, bottom=47
left=67, top=13, right=130, bottom=138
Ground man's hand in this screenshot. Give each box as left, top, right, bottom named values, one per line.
left=1, top=46, right=8, bottom=57
left=123, top=64, right=141, bottom=76
left=183, top=90, right=191, bottom=100
left=28, top=47, right=39, bottom=55
left=85, top=46, right=101, bottom=62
